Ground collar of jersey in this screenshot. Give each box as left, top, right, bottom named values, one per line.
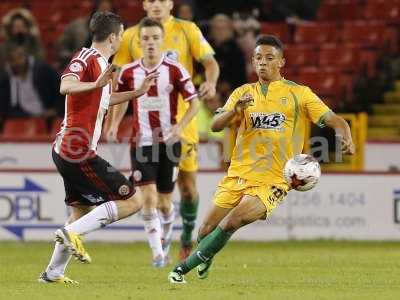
left=139, top=53, right=165, bottom=73
left=163, top=16, right=174, bottom=27
left=257, top=77, right=285, bottom=93
left=87, top=47, right=108, bottom=62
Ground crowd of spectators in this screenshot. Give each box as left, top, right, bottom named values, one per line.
left=6, top=0, right=385, bottom=141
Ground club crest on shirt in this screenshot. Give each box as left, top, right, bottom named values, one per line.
left=250, top=112, right=286, bottom=129
left=280, top=97, right=288, bottom=105
left=69, top=62, right=83, bottom=72
left=165, top=50, right=179, bottom=62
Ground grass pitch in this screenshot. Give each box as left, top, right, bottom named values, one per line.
left=1, top=241, right=400, bottom=300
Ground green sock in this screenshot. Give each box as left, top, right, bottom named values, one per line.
left=174, top=226, right=233, bottom=274
left=180, top=197, right=199, bottom=246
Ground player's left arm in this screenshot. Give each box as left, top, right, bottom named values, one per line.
left=165, top=97, right=199, bottom=144
left=165, top=67, right=200, bottom=143
left=199, top=56, right=219, bottom=100
left=186, top=22, right=220, bottom=99
left=109, top=72, right=159, bottom=106
left=324, top=112, right=355, bottom=155
left=302, top=86, right=355, bottom=155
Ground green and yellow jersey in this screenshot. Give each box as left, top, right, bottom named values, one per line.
left=223, top=79, right=331, bottom=188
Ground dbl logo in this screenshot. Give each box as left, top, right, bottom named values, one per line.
left=0, top=178, right=52, bottom=222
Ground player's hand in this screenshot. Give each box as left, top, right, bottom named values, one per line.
left=137, top=72, right=159, bottom=95
left=164, top=124, right=181, bottom=145
left=337, top=135, right=355, bottom=155
left=234, top=93, right=254, bottom=114
left=199, top=81, right=216, bottom=100
left=95, top=64, right=115, bottom=88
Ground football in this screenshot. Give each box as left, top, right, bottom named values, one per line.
left=283, top=154, right=321, bottom=191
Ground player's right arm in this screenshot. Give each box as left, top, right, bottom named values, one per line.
left=60, top=64, right=114, bottom=95
left=211, top=89, right=253, bottom=132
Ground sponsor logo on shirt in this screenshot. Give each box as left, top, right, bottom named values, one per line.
left=250, top=112, right=286, bottom=129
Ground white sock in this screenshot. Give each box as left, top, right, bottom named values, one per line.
left=142, top=210, right=163, bottom=259
left=65, top=201, right=118, bottom=235
left=159, top=203, right=175, bottom=243
left=45, top=242, right=71, bottom=279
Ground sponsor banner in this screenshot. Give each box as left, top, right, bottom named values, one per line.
left=1, top=142, right=400, bottom=171
left=1, top=172, right=400, bottom=241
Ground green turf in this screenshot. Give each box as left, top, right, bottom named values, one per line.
left=1, top=241, right=400, bottom=300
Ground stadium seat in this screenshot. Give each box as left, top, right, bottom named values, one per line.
left=284, top=45, right=317, bottom=67
left=365, top=0, right=400, bottom=23
left=1, top=118, right=48, bottom=142
left=294, top=23, right=338, bottom=45
left=298, top=67, right=343, bottom=99
left=260, top=22, right=291, bottom=43
left=341, top=21, right=388, bottom=48
left=318, top=44, right=362, bottom=72
left=317, top=2, right=364, bottom=21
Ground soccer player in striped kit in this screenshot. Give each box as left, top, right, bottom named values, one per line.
left=105, top=0, right=219, bottom=261
left=38, top=12, right=157, bottom=284
left=114, top=17, right=199, bottom=267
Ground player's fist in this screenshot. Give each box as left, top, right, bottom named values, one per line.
left=199, top=81, right=216, bottom=100
left=95, top=64, right=115, bottom=88
left=234, top=93, right=254, bottom=114
left=336, top=135, right=355, bottom=155
left=137, top=72, right=159, bottom=96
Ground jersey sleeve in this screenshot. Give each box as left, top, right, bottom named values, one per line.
left=175, top=63, right=197, bottom=101
left=113, top=29, right=136, bottom=67
left=301, top=87, right=332, bottom=127
left=61, top=58, right=87, bottom=81
left=185, top=22, right=215, bottom=62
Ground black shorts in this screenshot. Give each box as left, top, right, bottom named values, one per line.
left=52, top=149, right=135, bottom=207
left=130, top=142, right=181, bottom=193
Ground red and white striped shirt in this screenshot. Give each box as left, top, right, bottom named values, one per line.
left=117, top=54, right=197, bottom=146
left=54, top=47, right=111, bottom=161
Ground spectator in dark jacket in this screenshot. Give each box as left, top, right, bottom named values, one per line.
left=0, top=8, right=45, bottom=69
left=209, top=14, right=247, bottom=97
left=0, top=43, right=61, bottom=121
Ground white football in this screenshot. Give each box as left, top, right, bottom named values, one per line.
left=283, top=154, right=321, bottom=191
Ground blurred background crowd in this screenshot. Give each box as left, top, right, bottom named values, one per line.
left=0, top=0, right=399, bottom=143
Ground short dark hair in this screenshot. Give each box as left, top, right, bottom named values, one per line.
left=89, top=11, right=122, bottom=42
left=255, top=35, right=284, bottom=53
left=138, top=17, right=164, bottom=36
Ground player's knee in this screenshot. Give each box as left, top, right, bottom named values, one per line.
left=221, top=216, right=246, bottom=232
left=178, top=172, right=198, bottom=200
left=142, top=194, right=158, bottom=210
left=125, top=192, right=143, bottom=213
left=179, top=181, right=197, bottom=200
left=158, top=194, right=172, bottom=214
